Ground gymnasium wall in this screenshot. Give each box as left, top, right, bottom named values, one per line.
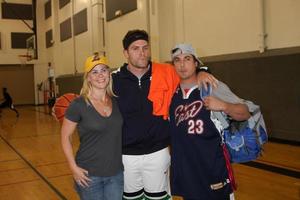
left=55, top=73, right=83, bottom=96
left=0, top=64, right=35, bottom=105
left=155, top=0, right=300, bottom=62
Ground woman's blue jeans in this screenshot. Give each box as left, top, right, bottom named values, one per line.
left=75, top=171, right=124, bottom=200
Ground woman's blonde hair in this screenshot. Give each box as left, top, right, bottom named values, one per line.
left=80, top=69, right=116, bottom=104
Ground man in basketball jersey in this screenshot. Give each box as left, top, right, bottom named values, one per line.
left=0, top=87, right=19, bottom=117
left=169, top=44, right=250, bottom=200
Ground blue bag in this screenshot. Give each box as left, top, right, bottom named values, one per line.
left=200, top=82, right=268, bottom=163
left=223, top=120, right=268, bottom=163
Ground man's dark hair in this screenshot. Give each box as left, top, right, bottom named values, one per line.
left=122, top=29, right=149, bottom=50
left=171, top=54, right=200, bottom=67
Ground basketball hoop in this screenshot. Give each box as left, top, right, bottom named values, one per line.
left=18, top=55, right=32, bottom=66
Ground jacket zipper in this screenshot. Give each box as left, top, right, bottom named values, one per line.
left=138, top=78, right=142, bottom=89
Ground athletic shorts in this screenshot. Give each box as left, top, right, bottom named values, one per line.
left=122, top=147, right=171, bottom=200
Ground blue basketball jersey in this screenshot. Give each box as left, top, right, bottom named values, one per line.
left=169, top=86, right=232, bottom=199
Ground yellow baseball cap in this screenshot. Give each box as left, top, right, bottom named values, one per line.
left=84, top=54, right=109, bottom=73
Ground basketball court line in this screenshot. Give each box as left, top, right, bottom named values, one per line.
left=0, top=133, right=67, bottom=200
left=242, top=161, right=300, bottom=179
left=256, top=160, right=300, bottom=172
left=269, top=137, right=300, bottom=146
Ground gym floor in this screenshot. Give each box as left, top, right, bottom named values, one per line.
left=0, top=106, right=299, bottom=200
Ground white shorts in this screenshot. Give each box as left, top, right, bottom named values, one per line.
left=122, top=147, right=171, bottom=200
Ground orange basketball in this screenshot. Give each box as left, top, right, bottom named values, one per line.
left=53, top=93, right=79, bottom=122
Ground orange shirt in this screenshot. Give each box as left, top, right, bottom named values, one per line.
left=148, top=62, right=180, bottom=120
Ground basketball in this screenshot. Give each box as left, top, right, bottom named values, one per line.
left=53, top=93, right=79, bottom=122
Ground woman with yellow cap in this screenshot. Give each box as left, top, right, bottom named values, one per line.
left=61, top=54, right=124, bottom=200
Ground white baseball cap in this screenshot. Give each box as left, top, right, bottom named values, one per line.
left=171, top=43, right=203, bottom=65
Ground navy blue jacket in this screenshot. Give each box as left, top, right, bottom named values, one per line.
left=112, top=62, right=170, bottom=155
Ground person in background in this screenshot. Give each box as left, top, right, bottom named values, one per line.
left=61, top=54, right=124, bottom=200
left=112, top=30, right=217, bottom=200
left=169, top=43, right=251, bottom=200
left=0, top=87, right=19, bottom=117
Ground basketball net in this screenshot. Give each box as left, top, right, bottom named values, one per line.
left=18, top=55, right=31, bottom=66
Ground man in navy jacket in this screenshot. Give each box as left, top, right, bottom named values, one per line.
left=112, top=30, right=216, bottom=200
